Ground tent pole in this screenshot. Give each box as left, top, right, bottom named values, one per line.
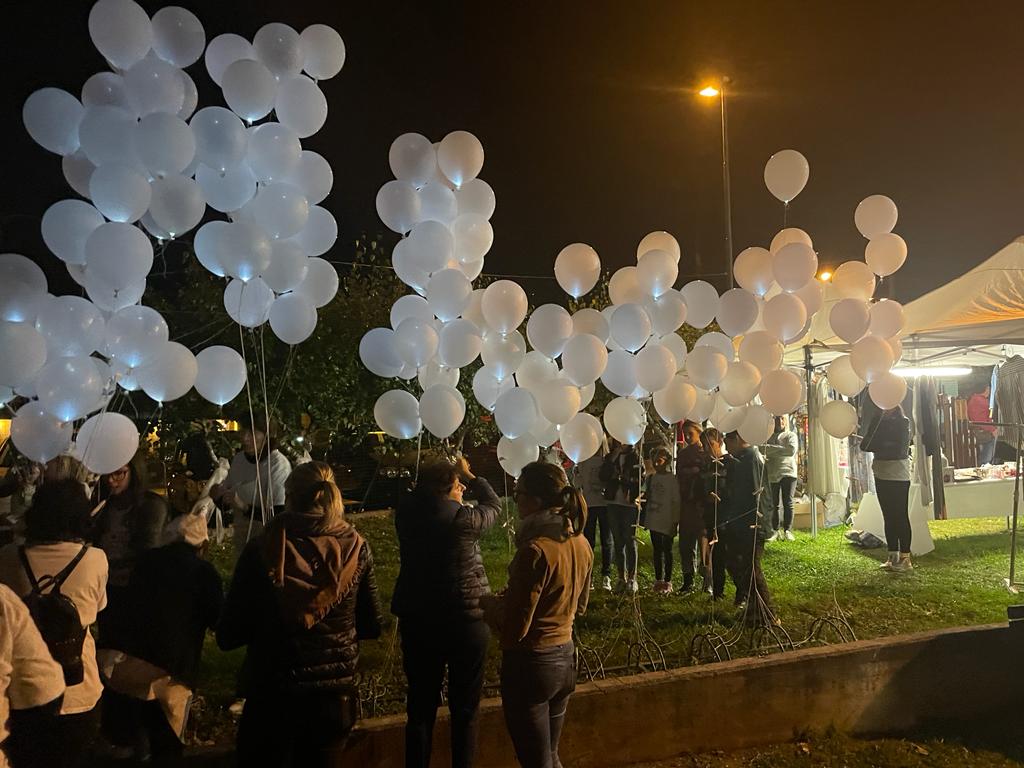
left=804, top=344, right=817, bottom=538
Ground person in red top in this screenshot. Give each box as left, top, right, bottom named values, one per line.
left=968, top=385, right=997, bottom=466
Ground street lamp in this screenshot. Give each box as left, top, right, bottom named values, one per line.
left=699, top=77, right=733, bottom=288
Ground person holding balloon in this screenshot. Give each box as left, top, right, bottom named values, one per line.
left=764, top=416, right=799, bottom=542
left=675, top=421, right=709, bottom=594
left=599, top=441, right=641, bottom=595
left=860, top=405, right=914, bottom=572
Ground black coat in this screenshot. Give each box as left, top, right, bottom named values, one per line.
left=126, top=542, right=223, bottom=688
left=391, top=478, right=501, bottom=622
left=599, top=449, right=640, bottom=504
left=217, top=536, right=383, bottom=696
left=862, top=414, right=911, bottom=461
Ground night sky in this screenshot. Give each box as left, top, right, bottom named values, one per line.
left=2, top=0, right=1023, bottom=306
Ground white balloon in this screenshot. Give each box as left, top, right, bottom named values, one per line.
left=293, top=258, right=338, bottom=308
left=406, top=220, right=454, bottom=274
left=562, top=334, right=608, bottom=386
left=253, top=22, right=304, bottom=79
left=654, top=333, right=689, bottom=371
left=604, top=397, right=646, bottom=445
left=149, top=175, right=205, bottom=237
left=869, top=300, right=906, bottom=339
left=374, top=390, right=421, bottom=439
left=482, top=281, right=528, bottom=335
left=636, top=249, right=678, bottom=298
left=136, top=112, right=195, bottom=180
left=832, top=261, right=877, bottom=301
left=527, top=304, right=573, bottom=359
left=455, top=178, right=496, bottom=219
left=438, top=318, right=482, bottom=368
left=205, top=33, right=254, bottom=86
left=636, top=343, right=677, bottom=393
left=601, top=349, right=639, bottom=397
left=124, top=56, right=184, bottom=117
left=224, top=277, right=274, bottom=327
left=764, top=149, right=809, bottom=203
left=394, top=317, right=439, bottom=368
left=192, top=221, right=228, bottom=277
left=851, top=335, right=895, bottom=384
left=62, top=151, right=96, bottom=198
left=719, top=361, right=762, bottom=406
left=868, top=372, right=908, bottom=411
left=36, top=356, right=103, bottom=421
left=388, top=133, right=434, bottom=187
left=855, top=195, right=898, bottom=240
left=759, top=369, right=803, bottom=415
left=105, top=305, right=167, bottom=368
left=451, top=214, right=493, bottom=264
left=41, top=200, right=104, bottom=265
left=390, top=295, right=433, bottom=331
left=865, top=233, right=908, bottom=278
left=610, top=304, right=652, bottom=353
left=301, top=24, right=345, bottom=79
left=646, top=291, right=687, bottom=336
left=537, top=380, right=581, bottom=425
left=190, top=107, right=248, bottom=172
left=245, top=182, right=309, bottom=239
left=0, top=322, right=47, bottom=389
left=22, top=88, right=83, bottom=156
left=269, top=293, right=317, bottom=344
left=247, top=123, right=301, bottom=182
left=654, top=376, right=697, bottom=424
left=194, top=346, right=246, bottom=406
left=680, top=280, right=720, bottom=329
left=291, top=206, right=337, bottom=257
left=81, top=72, right=129, bottom=111
left=795, top=279, right=824, bottom=317
left=427, top=269, right=472, bottom=322
left=438, top=131, right=484, bottom=187
left=78, top=106, right=139, bottom=168
left=888, top=336, right=904, bottom=364
left=571, top=308, right=609, bottom=343
left=481, top=330, right=526, bottom=381
left=495, top=387, right=539, bottom=439
left=35, top=296, right=105, bottom=358
left=420, top=385, right=466, bottom=439
left=560, top=412, right=603, bottom=463
left=417, top=183, right=458, bottom=226
left=85, top=223, right=153, bottom=291
left=88, top=165, right=149, bottom=224
left=498, top=435, right=540, bottom=478
left=696, top=331, right=735, bottom=362
left=418, top=361, right=459, bottom=391
left=637, top=231, right=681, bottom=263
left=829, top=298, right=871, bottom=344
left=219, top=221, right=273, bottom=282
left=555, top=243, right=602, bottom=298
left=739, top=404, right=775, bottom=445
left=359, top=327, right=404, bottom=378
left=608, top=267, right=644, bottom=306
left=11, top=402, right=73, bottom=462
left=89, top=0, right=152, bottom=69
left=716, top=288, right=759, bottom=337
left=734, top=247, right=774, bottom=295
left=769, top=227, right=813, bottom=255
left=86, top=275, right=145, bottom=313
left=763, top=292, right=808, bottom=343
left=197, top=163, right=256, bottom=213
left=257, top=240, right=306, bottom=293
left=473, top=366, right=512, bottom=411
left=826, top=355, right=866, bottom=397
left=277, top=157, right=331, bottom=215
left=772, top=243, right=818, bottom=293
left=151, top=6, right=205, bottom=67
left=578, top=382, right=596, bottom=410
left=275, top=75, right=327, bottom=138
left=738, top=330, right=783, bottom=374
left=515, top=351, right=558, bottom=392
left=821, top=400, right=858, bottom=439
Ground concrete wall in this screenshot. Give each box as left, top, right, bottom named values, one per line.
left=341, top=623, right=1024, bottom=767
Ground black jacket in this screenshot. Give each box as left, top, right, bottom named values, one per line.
left=217, top=536, right=383, bottom=696
left=599, top=448, right=640, bottom=503
left=722, top=447, right=774, bottom=541
left=861, top=414, right=911, bottom=461
left=391, top=477, right=501, bottom=621
left=126, top=542, right=223, bottom=688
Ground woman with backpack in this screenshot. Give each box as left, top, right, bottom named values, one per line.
left=0, top=479, right=109, bottom=768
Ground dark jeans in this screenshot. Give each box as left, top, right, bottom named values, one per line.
left=608, top=503, right=638, bottom=578
left=678, top=529, right=700, bottom=587
left=875, top=477, right=912, bottom=554
left=237, top=689, right=356, bottom=767
left=650, top=531, right=675, bottom=582
left=709, top=527, right=741, bottom=599
left=401, top=617, right=490, bottom=768
left=771, top=476, right=797, bottom=531
left=8, top=705, right=99, bottom=768
left=582, top=505, right=612, bottom=578
left=725, top=527, right=773, bottom=610
left=102, top=690, right=182, bottom=764
left=501, top=642, right=576, bottom=768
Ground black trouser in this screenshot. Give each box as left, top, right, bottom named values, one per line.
left=401, top=616, right=490, bottom=768
left=650, top=531, right=675, bottom=582
left=677, top=529, right=700, bottom=587
left=8, top=704, right=99, bottom=768
left=582, top=505, right=612, bottom=578
left=875, top=477, right=912, bottom=554
left=608, top=504, right=639, bottom=578
left=709, top=527, right=741, bottom=599
left=102, top=690, right=182, bottom=764
left=501, top=642, right=576, bottom=768
left=237, top=688, right=357, bottom=767
left=722, top=526, right=772, bottom=609
left=771, top=476, right=797, bottom=531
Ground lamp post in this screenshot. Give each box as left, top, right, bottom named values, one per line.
left=699, top=77, right=733, bottom=289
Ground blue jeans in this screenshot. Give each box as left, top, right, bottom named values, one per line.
left=608, top=503, right=639, bottom=578
left=501, top=643, right=576, bottom=768
left=978, top=437, right=996, bottom=466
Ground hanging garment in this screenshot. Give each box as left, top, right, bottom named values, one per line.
left=809, top=378, right=849, bottom=524
left=996, top=355, right=1024, bottom=447
left=913, top=378, right=934, bottom=508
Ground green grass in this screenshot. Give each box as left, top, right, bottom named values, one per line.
left=186, top=513, right=1024, bottom=747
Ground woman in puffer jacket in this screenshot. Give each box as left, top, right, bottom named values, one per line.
left=217, top=461, right=382, bottom=767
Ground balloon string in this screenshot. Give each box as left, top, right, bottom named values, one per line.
left=257, top=326, right=275, bottom=520
left=237, top=321, right=265, bottom=545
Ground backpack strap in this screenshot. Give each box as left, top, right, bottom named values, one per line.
left=50, top=545, right=90, bottom=593
left=17, top=546, right=40, bottom=592
left=18, top=545, right=90, bottom=595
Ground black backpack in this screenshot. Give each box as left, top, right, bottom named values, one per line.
left=19, top=545, right=90, bottom=686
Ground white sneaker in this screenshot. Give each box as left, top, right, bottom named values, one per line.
left=785, top=530, right=796, bottom=542
left=626, top=578, right=639, bottom=595
left=879, top=553, right=897, bottom=571
left=892, top=555, right=914, bottom=573
left=601, top=576, right=613, bottom=592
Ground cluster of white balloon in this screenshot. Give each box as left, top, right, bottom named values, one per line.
left=6, top=0, right=344, bottom=473
left=360, top=144, right=909, bottom=477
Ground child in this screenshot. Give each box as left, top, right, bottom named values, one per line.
left=642, top=447, right=681, bottom=594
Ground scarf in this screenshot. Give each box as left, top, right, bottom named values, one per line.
left=515, top=508, right=572, bottom=548
left=263, top=512, right=364, bottom=631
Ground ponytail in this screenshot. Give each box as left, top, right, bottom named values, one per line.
left=517, top=461, right=587, bottom=535
left=560, top=484, right=588, bottom=537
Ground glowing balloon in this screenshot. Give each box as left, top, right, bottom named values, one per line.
left=420, top=385, right=466, bottom=439
left=851, top=335, right=895, bottom=383
left=554, top=243, right=601, bottom=298
left=655, top=333, right=689, bottom=371
left=287, top=151, right=333, bottom=206
left=197, top=163, right=256, bottom=214
left=869, top=300, right=906, bottom=339
left=374, top=390, right=421, bottom=439
left=359, top=328, right=404, bottom=378
left=438, top=131, right=484, bottom=187
left=610, top=304, right=652, bottom=353
left=696, top=331, right=735, bottom=363
left=527, top=304, right=574, bottom=359
left=0, top=322, right=47, bottom=389
left=646, top=291, right=687, bottom=336
left=764, top=149, right=809, bottom=203
left=855, top=195, right=898, bottom=240
left=734, top=247, right=774, bottom=296
left=495, top=387, right=539, bottom=439
left=438, top=318, right=483, bottom=368
left=455, top=179, right=496, bottom=219
left=636, top=249, right=678, bottom=297
left=149, top=175, right=205, bottom=237
left=832, top=261, right=877, bottom=301
left=89, top=165, right=151, bottom=223
left=293, top=257, right=339, bottom=309
left=472, top=366, right=512, bottom=411
left=388, top=133, right=435, bottom=187
left=36, top=356, right=103, bottom=421
left=254, top=22, right=304, bottom=79
left=869, top=372, right=908, bottom=411
left=608, top=267, right=645, bottom=306
left=515, top=351, right=558, bottom=392
left=205, top=33, right=254, bottom=86
left=571, top=308, right=609, bottom=343
left=481, top=330, right=526, bottom=381
left=194, top=346, right=246, bottom=405
left=62, top=151, right=96, bottom=198
left=637, top=231, right=681, bottom=263
left=537, top=380, right=581, bottom=425
left=11, top=402, right=72, bottom=463
left=604, top=397, right=646, bottom=445
left=291, top=206, right=337, bottom=258
left=35, top=296, right=104, bottom=358
left=654, top=376, right=697, bottom=424
left=497, top=435, right=540, bottom=478
left=124, top=57, right=184, bottom=117
left=770, top=228, right=813, bottom=255
left=821, top=400, right=859, bottom=439
left=720, top=361, right=762, bottom=407
left=482, top=280, right=528, bottom=334
left=269, top=293, right=317, bottom=344
left=151, top=6, right=205, bottom=67
left=796, top=279, right=824, bottom=317
left=135, top=113, right=195, bottom=178
left=247, top=123, right=302, bottom=183
left=394, top=317, right=439, bottom=368
left=78, top=106, right=139, bottom=167
left=560, top=412, right=603, bottom=463
left=772, top=243, right=818, bottom=293
left=427, top=269, right=472, bottom=322
left=865, top=233, right=908, bottom=277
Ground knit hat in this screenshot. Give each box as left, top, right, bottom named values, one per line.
left=161, top=511, right=209, bottom=547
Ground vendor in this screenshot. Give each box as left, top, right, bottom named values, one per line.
left=967, top=385, right=997, bottom=466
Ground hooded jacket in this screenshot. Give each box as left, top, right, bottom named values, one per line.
left=722, top=447, right=775, bottom=541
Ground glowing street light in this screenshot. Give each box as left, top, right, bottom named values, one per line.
left=698, top=77, right=733, bottom=288
left=818, top=270, right=833, bottom=282
left=699, top=86, right=720, bottom=98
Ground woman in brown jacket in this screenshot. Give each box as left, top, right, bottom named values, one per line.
left=485, top=461, right=593, bottom=768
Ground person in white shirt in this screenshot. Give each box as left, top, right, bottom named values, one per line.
left=764, top=416, right=799, bottom=542
left=0, top=583, right=66, bottom=768
left=209, top=419, right=292, bottom=560
left=0, top=479, right=106, bottom=768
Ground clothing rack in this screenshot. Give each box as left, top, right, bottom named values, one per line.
left=978, top=419, right=1024, bottom=593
